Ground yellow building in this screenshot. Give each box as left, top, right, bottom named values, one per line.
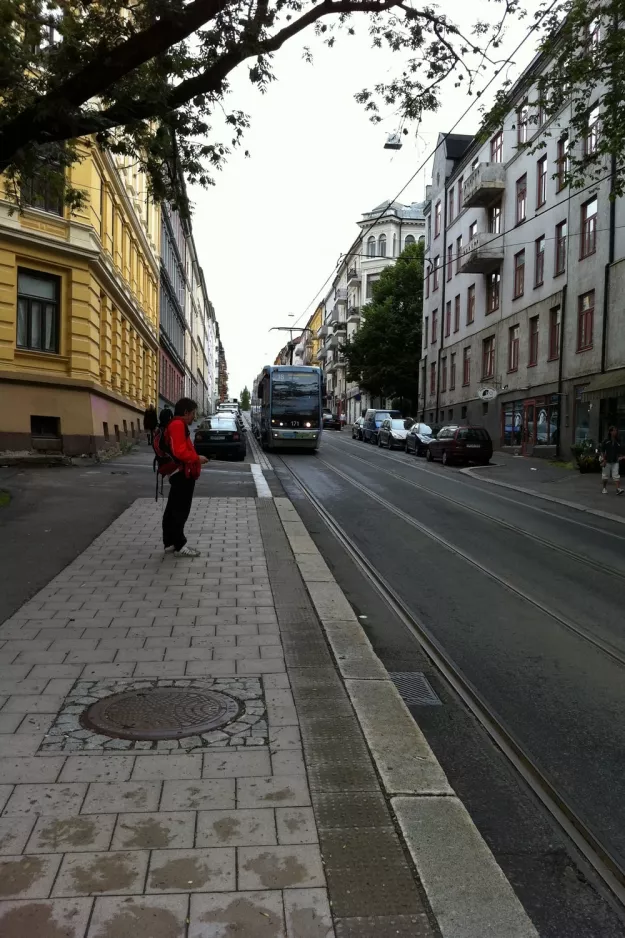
left=306, top=304, right=323, bottom=365
left=0, top=142, right=160, bottom=454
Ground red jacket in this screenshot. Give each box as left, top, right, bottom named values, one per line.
left=164, top=417, right=202, bottom=480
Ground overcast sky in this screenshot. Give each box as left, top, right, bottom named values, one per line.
left=189, top=1, right=542, bottom=398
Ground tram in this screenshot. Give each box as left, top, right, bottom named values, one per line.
left=251, top=365, right=323, bottom=451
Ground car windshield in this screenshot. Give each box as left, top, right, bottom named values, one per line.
left=415, top=423, right=432, bottom=436
left=202, top=417, right=236, bottom=430
left=390, top=420, right=406, bottom=430
left=272, top=373, right=320, bottom=417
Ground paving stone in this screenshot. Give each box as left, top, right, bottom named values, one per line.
left=0, top=758, right=65, bottom=784
left=80, top=663, right=136, bottom=679
left=271, top=751, right=306, bottom=777
left=268, top=727, right=301, bottom=751
left=0, top=817, right=36, bottom=855
left=275, top=808, right=318, bottom=845
left=131, top=754, right=202, bottom=781
left=2, top=783, right=86, bottom=817
left=81, top=782, right=161, bottom=814
left=196, top=809, right=276, bottom=847
left=185, top=661, right=238, bottom=676
left=333, top=914, right=434, bottom=937
left=59, top=756, right=135, bottom=783
left=160, top=780, right=235, bottom=812
left=284, top=887, right=334, bottom=938
left=0, top=853, right=62, bottom=899
left=146, top=847, right=235, bottom=893
left=0, top=713, right=26, bottom=733
left=0, top=897, right=93, bottom=938
left=115, top=648, right=165, bottom=662
left=189, top=890, right=285, bottom=938
left=52, top=850, right=149, bottom=897
left=26, top=814, right=116, bottom=854
left=0, top=735, right=44, bottom=757
left=238, top=660, right=286, bottom=676
left=238, top=844, right=325, bottom=890
left=134, top=662, right=188, bottom=678
left=111, top=812, right=195, bottom=850
left=3, top=696, right=63, bottom=714
left=237, top=776, right=311, bottom=809
left=202, top=750, right=271, bottom=779
left=311, top=792, right=393, bottom=831
left=17, top=714, right=57, bottom=734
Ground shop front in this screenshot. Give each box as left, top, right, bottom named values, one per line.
left=501, top=393, right=560, bottom=455
left=581, top=368, right=625, bottom=445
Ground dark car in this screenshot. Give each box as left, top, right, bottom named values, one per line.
left=323, top=412, right=341, bottom=431
left=194, top=416, right=246, bottom=461
left=405, top=422, right=433, bottom=456
left=377, top=418, right=414, bottom=450
left=352, top=416, right=365, bottom=440
left=426, top=425, right=492, bottom=466
left=362, top=409, right=402, bottom=445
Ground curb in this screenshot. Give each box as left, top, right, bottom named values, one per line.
left=460, top=466, right=625, bottom=526
left=274, top=496, right=539, bottom=938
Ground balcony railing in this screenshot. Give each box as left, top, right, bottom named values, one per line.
left=458, top=232, right=504, bottom=274
left=347, top=306, right=361, bottom=323
left=347, top=267, right=361, bottom=283
left=326, top=334, right=339, bottom=350
left=316, top=347, right=328, bottom=361
left=335, top=288, right=348, bottom=304
left=316, top=323, right=329, bottom=339
left=462, top=163, right=506, bottom=208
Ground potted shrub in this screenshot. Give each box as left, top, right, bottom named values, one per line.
left=571, top=439, right=601, bottom=473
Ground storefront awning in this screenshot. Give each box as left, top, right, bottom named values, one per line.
left=581, top=369, right=625, bottom=401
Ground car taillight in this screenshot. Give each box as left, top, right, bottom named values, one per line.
left=195, top=433, right=204, bottom=441
left=233, top=433, right=239, bottom=441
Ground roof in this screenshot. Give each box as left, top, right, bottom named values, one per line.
left=362, top=200, right=426, bottom=221
left=444, top=134, right=474, bottom=161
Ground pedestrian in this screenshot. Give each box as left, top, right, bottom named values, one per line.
left=162, top=398, right=208, bottom=557
left=143, top=405, right=158, bottom=445
left=600, top=426, right=623, bottom=496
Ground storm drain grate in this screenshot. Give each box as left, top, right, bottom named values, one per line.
left=389, top=672, right=442, bottom=707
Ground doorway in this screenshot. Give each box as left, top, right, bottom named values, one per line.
left=522, top=400, right=536, bottom=455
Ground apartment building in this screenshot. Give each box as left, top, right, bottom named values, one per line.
left=420, top=46, right=625, bottom=453
left=318, top=200, right=425, bottom=421
left=0, top=143, right=160, bottom=454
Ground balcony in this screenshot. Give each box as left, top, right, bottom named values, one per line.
left=347, top=306, right=361, bottom=323
left=331, top=317, right=347, bottom=331
left=316, top=323, right=329, bottom=339
left=347, top=267, right=361, bottom=283
left=458, top=232, right=504, bottom=274
left=462, top=163, right=506, bottom=208
left=335, top=289, right=348, bottom=304
left=326, top=334, right=339, bottom=350
left=316, top=347, right=328, bottom=361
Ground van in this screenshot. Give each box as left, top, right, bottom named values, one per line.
left=362, top=408, right=402, bottom=445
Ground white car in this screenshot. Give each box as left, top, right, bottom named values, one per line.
left=377, top=418, right=414, bottom=450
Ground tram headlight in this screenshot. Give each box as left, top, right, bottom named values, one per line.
left=305, top=422, right=311, bottom=428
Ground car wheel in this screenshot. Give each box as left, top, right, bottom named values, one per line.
left=426, top=448, right=433, bottom=462
left=442, top=450, right=450, bottom=467
left=377, top=435, right=383, bottom=447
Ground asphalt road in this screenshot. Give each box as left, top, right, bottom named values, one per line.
left=272, top=429, right=625, bottom=938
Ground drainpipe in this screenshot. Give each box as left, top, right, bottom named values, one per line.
left=601, top=150, right=617, bottom=375
left=435, top=190, right=448, bottom=421
left=556, top=283, right=567, bottom=459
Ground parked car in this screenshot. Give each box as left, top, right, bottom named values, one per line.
left=362, top=409, right=402, bottom=445
left=194, top=415, right=246, bottom=461
left=323, top=412, right=341, bottom=431
left=377, top=418, right=414, bottom=450
left=352, top=416, right=366, bottom=440
left=405, top=422, right=433, bottom=456
left=426, top=425, right=492, bottom=466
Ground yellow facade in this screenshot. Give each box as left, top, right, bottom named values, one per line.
left=0, top=142, right=160, bottom=454
left=308, top=305, right=323, bottom=364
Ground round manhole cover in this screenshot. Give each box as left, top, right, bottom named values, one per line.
left=81, top=687, right=242, bottom=741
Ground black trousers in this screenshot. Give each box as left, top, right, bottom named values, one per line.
left=162, top=472, right=195, bottom=550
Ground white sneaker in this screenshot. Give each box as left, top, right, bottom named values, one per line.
left=602, top=488, right=608, bottom=495
left=164, top=545, right=175, bottom=553
left=174, top=545, right=201, bottom=558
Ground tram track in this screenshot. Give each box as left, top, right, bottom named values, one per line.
left=274, top=450, right=625, bottom=916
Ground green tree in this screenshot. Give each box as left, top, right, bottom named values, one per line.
left=344, top=240, right=423, bottom=413
left=240, top=386, right=251, bottom=411
left=0, top=0, right=517, bottom=213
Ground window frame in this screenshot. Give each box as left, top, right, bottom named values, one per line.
left=448, top=189, right=455, bottom=226
left=467, top=284, right=476, bottom=325
left=433, top=256, right=440, bottom=291
left=508, top=325, right=519, bottom=373
left=489, top=202, right=502, bottom=235
left=462, top=347, right=471, bottom=386
left=378, top=234, right=387, bottom=257
left=431, top=308, right=438, bottom=345
left=556, top=137, right=569, bottom=192
left=367, top=236, right=376, bottom=257
left=430, top=361, right=437, bottom=395
left=450, top=352, right=457, bottom=389
left=486, top=270, right=500, bottom=313
left=16, top=268, right=61, bottom=355
left=454, top=294, right=460, bottom=333
left=534, top=236, right=545, bottom=287
left=482, top=335, right=495, bottom=380
left=517, top=103, right=529, bottom=145
left=445, top=300, right=451, bottom=338
left=555, top=220, right=567, bottom=275
left=537, top=156, right=547, bottom=207
left=581, top=197, right=598, bottom=258
left=548, top=307, right=561, bottom=361
left=456, top=236, right=463, bottom=273
left=434, top=201, right=442, bottom=238
left=442, top=356, right=448, bottom=392
left=447, top=243, right=453, bottom=281
left=585, top=104, right=599, bottom=156
left=468, top=220, right=477, bottom=241
left=577, top=290, right=594, bottom=351
left=528, top=315, right=539, bottom=366
left=513, top=250, right=525, bottom=299
left=490, top=131, right=503, bottom=163
left=516, top=174, right=527, bottom=224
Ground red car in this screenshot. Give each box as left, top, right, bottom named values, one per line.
left=426, top=425, right=492, bottom=466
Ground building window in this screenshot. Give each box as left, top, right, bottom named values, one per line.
left=425, top=269, right=430, bottom=299
left=577, top=290, right=594, bottom=351
left=508, top=325, right=519, bottom=372
left=450, top=353, right=456, bottom=389
left=16, top=269, right=60, bottom=354
left=405, top=234, right=416, bottom=249
left=424, top=317, right=429, bottom=347
left=574, top=385, right=591, bottom=442
left=516, top=175, right=527, bottom=224
left=535, top=236, right=545, bottom=286
left=448, top=408, right=453, bottom=420
left=486, top=271, right=500, bottom=313
left=367, top=236, right=376, bottom=257
left=456, top=236, right=464, bottom=273
left=432, top=309, right=438, bottom=345
left=445, top=300, right=452, bottom=337
left=490, top=131, right=503, bottom=163
left=442, top=357, right=448, bottom=392
left=538, top=98, right=547, bottom=128
left=482, top=401, right=489, bottom=417
left=549, top=307, right=561, bottom=360
left=513, top=250, right=525, bottom=298
left=435, top=201, right=442, bottom=238
left=430, top=362, right=437, bottom=395
left=585, top=104, right=599, bottom=156
left=378, top=234, right=387, bottom=257
left=468, top=220, right=477, bottom=241
left=537, top=156, right=547, bottom=207
left=488, top=202, right=502, bottom=234
left=448, top=189, right=454, bottom=225
left=529, top=315, right=539, bottom=366
left=482, top=336, right=495, bottom=379
left=517, top=103, right=529, bottom=144
left=581, top=197, right=597, bottom=258
left=433, top=256, right=440, bottom=291
left=556, top=136, right=569, bottom=191
left=555, top=220, right=567, bottom=275
left=103, top=422, right=109, bottom=442
left=21, top=163, right=64, bottom=216
left=461, top=405, right=468, bottom=419
left=466, top=284, right=475, bottom=325
left=462, top=347, right=471, bottom=386
left=454, top=295, right=460, bottom=333
left=458, top=177, right=464, bottom=213
left=447, top=244, right=453, bottom=281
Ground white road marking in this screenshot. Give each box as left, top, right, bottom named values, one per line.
left=251, top=463, right=272, bottom=498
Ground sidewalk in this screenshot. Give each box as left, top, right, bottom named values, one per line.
left=467, top=452, right=625, bottom=522
left=0, top=493, right=538, bottom=938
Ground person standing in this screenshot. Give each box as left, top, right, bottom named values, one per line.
left=143, top=405, right=158, bottom=445
left=600, top=426, right=623, bottom=496
left=162, top=398, right=208, bottom=557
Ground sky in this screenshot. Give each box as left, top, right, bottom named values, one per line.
left=188, top=1, right=543, bottom=399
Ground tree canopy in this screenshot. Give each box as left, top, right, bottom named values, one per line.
left=240, top=386, right=251, bottom=410
left=343, top=240, right=423, bottom=410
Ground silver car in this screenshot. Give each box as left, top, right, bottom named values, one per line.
left=377, top=418, right=414, bottom=450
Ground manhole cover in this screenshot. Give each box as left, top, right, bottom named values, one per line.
left=81, top=687, right=242, bottom=741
